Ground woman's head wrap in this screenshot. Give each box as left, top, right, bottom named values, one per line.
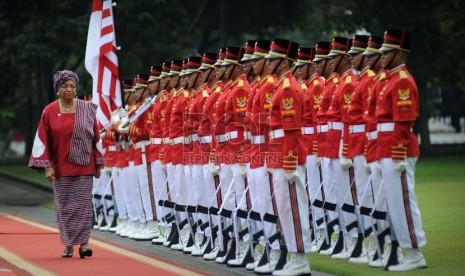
left=53, top=70, right=79, bottom=92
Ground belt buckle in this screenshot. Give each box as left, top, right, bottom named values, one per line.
left=349, top=125, right=353, bottom=132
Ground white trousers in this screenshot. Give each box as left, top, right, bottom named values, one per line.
left=124, top=161, right=145, bottom=222
left=369, top=161, right=389, bottom=234
left=252, top=165, right=279, bottom=249
left=353, top=155, right=373, bottom=231
left=150, top=160, right=168, bottom=223
left=203, top=164, right=220, bottom=237
left=306, top=155, right=325, bottom=229
left=321, top=157, right=338, bottom=224
left=112, top=167, right=127, bottom=219
left=271, top=166, right=312, bottom=253
left=381, top=158, right=426, bottom=249
left=136, top=163, right=154, bottom=221
left=192, top=164, right=208, bottom=229
left=231, top=163, right=248, bottom=230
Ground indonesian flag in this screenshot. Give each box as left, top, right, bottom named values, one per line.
left=85, top=0, right=121, bottom=129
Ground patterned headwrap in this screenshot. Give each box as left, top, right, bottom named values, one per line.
left=53, top=70, right=79, bottom=92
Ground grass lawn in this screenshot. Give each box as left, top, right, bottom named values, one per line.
left=1, top=156, right=465, bottom=275
left=309, top=155, right=465, bottom=276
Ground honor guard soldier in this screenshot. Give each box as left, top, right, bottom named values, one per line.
left=295, top=46, right=327, bottom=252
left=361, top=35, right=393, bottom=267
left=127, top=73, right=160, bottom=241
left=325, top=36, right=360, bottom=259
left=162, top=59, right=183, bottom=247
left=345, top=34, right=377, bottom=264
left=376, top=29, right=427, bottom=271
left=266, top=38, right=312, bottom=276
left=152, top=61, right=176, bottom=245
left=313, top=40, right=340, bottom=255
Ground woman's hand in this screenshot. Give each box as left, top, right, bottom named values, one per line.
left=44, top=167, right=56, bottom=182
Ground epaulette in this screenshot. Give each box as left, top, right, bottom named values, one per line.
left=300, top=82, right=308, bottom=90
left=183, top=90, right=189, bottom=98
left=267, top=76, right=275, bottom=84
left=333, top=77, right=339, bottom=83
left=345, top=76, right=352, bottom=84
left=215, top=86, right=221, bottom=93
left=313, top=79, right=320, bottom=87
left=367, top=69, right=376, bottom=77
left=283, top=78, right=290, bottom=89
left=202, top=89, right=209, bottom=97
left=379, top=72, right=387, bottom=81
left=399, top=70, right=408, bottom=79
left=238, top=79, right=244, bottom=88
left=159, top=94, right=166, bottom=103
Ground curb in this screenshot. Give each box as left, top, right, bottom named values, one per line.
left=0, top=172, right=53, bottom=193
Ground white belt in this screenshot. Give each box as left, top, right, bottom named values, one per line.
left=216, top=131, right=238, bottom=143
left=190, top=134, right=199, bottom=142
left=252, top=135, right=265, bottom=144
left=171, top=136, right=184, bottom=145
left=135, top=140, right=150, bottom=149
left=377, top=122, right=395, bottom=132
left=199, top=135, right=212, bottom=144
left=184, top=136, right=192, bottom=144
left=246, top=131, right=253, bottom=141
left=328, top=122, right=344, bottom=130
left=367, top=130, right=378, bottom=140
left=317, top=125, right=329, bottom=133
left=269, top=129, right=284, bottom=140
left=302, top=127, right=315, bottom=135
left=150, top=138, right=163, bottom=145
left=226, top=130, right=238, bottom=140
left=108, top=145, right=117, bottom=151
left=349, top=124, right=365, bottom=134
left=163, top=137, right=170, bottom=144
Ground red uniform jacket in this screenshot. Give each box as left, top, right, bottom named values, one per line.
left=316, top=73, right=339, bottom=157
left=306, top=74, right=325, bottom=156
left=376, top=64, right=420, bottom=160
left=268, top=71, right=306, bottom=171
left=346, top=68, right=376, bottom=158
left=169, top=88, right=191, bottom=165
left=147, top=91, right=169, bottom=163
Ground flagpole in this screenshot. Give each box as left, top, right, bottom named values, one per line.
left=109, top=0, right=125, bottom=108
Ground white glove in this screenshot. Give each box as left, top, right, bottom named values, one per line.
left=110, top=112, right=120, bottom=125
left=315, top=157, right=321, bottom=167
left=104, top=167, right=112, bottom=175
left=118, top=116, right=129, bottom=133
left=394, top=161, right=406, bottom=174
left=210, top=162, right=220, bottom=175
left=239, top=164, right=247, bottom=178
left=161, top=164, right=167, bottom=174
left=340, top=157, right=353, bottom=170
left=285, top=170, right=299, bottom=184
left=368, top=161, right=380, bottom=174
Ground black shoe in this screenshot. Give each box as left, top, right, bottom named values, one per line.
left=79, top=247, right=93, bottom=259
left=62, top=246, right=73, bottom=258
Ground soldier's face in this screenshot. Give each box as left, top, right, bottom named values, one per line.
left=253, top=58, right=264, bottom=75
left=329, top=55, right=341, bottom=72
left=148, top=81, right=159, bottom=95
left=350, top=53, right=363, bottom=70
left=216, top=66, right=226, bottom=79
left=381, top=50, right=396, bottom=68
left=243, top=60, right=254, bottom=75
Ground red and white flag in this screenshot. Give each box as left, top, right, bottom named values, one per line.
left=85, top=0, right=121, bottom=129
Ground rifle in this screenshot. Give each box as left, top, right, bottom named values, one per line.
left=119, top=93, right=163, bottom=130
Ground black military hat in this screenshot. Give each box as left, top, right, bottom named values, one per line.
left=294, top=47, right=315, bottom=67
left=327, top=37, right=352, bottom=57
left=161, top=61, right=171, bottom=78
left=185, top=56, right=202, bottom=75
left=347, top=35, right=370, bottom=55
left=240, top=40, right=257, bottom=62
left=199, top=52, right=218, bottom=70
left=122, top=79, right=134, bottom=93
left=148, top=65, right=162, bottom=82
left=222, top=46, right=245, bottom=66
left=249, top=40, right=271, bottom=61
left=169, top=60, right=183, bottom=76
left=265, top=38, right=299, bottom=61
left=312, top=41, right=331, bottom=62
left=379, top=29, right=412, bottom=52
left=134, top=74, right=149, bottom=89
left=362, top=35, right=384, bottom=56
left=214, top=47, right=226, bottom=67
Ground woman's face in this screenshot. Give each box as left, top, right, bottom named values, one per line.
left=58, top=80, right=76, bottom=100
